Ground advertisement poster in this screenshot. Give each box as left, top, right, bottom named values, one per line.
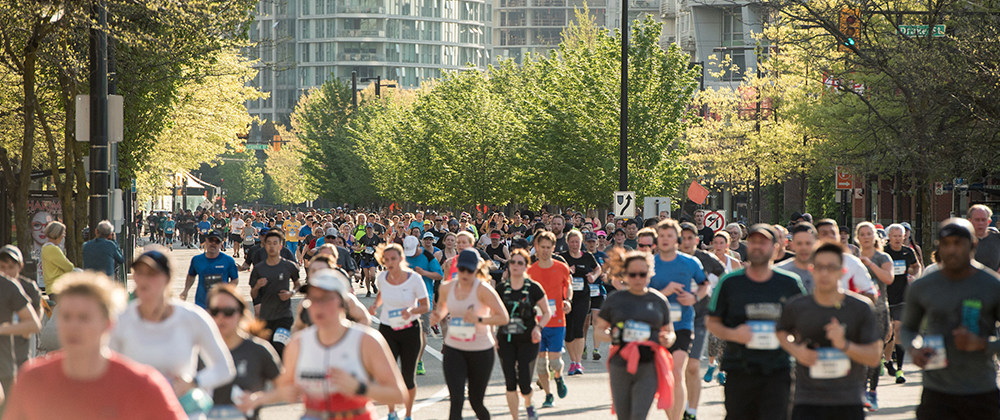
left=26, top=198, right=63, bottom=288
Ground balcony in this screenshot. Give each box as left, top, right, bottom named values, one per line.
left=629, top=0, right=657, bottom=9
left=533, top=0, right=565, bottom=6
left=337, top=5, right=386, bottom=13
left=337, top=29, right=387, bottom=37
left=660, top=0, right=675, bottom=17
left=499, top=0, right=527, bottom=7
left=337, top=52, right=387, bottom=61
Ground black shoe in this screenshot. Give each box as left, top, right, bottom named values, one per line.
left=884, top=360, right=896, bottom=377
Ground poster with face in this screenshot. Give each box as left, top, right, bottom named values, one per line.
left=26, top=198, right=62, bottom=287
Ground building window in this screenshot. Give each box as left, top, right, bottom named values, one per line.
left=721, top=7, right=745, bottom=81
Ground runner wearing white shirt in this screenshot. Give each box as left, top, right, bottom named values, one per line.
left=231, top=215, right=246, bottom=259
left=815, top=219, right=878, bottom=303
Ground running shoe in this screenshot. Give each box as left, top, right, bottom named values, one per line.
left=542, top=394, right=554, bottom=408
left=895, top=370, right=906, bottom=384
left=366, top=291, right=372, bottom=298
left=555, top=377, right=567, bottom=398
left=575, top=364, right=584, bottom=375
left=526, top=405, right=538, bottom=420
left=592, top=350, right=601, bottom=361
left=405, top=417, right=412, bottom=420
left=703, top=364, right=716, bottom=383
left=373, top=284, right=379, bottom=294
left=883, top=359, right=896, bottom=377
left=431, top=325, right=441, bottom=337
left=416, top=361, right=425, bottom=375
left=683, top=412, right=697, bottom=420
left=567, top=362, right=581, bottom=376
left=387, top=413, right=399, bottom=420
left=716, top=371, right=726, bottom=385
left=866, top=391, right=879, bottom=411
left=863, top=391, right=872, bottom=410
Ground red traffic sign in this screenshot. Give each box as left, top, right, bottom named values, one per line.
left=836, top=166, right=853, bottom=190
left=704, top=211, right=726, bottom=233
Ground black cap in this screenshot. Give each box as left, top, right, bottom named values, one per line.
left=133, top=247, right=172, bottom=278
left=747, top=224, right=777, bottom=244
left=679, top=222, right=699, bottom=236
left=456, top=249, right=482, bottom=271
left=790, top=211, right=803, bottom=221
left=938, top=218, right=975, bottom=242
left=206, top=230, right=223, bottom=240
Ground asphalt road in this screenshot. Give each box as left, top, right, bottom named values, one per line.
left=141, top=243, right=929, bottom=420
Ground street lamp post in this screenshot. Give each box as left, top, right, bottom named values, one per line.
left=619, top=0, right=629, bottom=191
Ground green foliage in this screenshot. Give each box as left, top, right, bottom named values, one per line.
left=218, top=151, right=263, bottom=204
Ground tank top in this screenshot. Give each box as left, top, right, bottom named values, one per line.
left=444, top=280, right=495, bottom=351
left=295, top=325, right=374, bottom=413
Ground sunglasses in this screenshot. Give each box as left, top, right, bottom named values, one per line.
left=458, top=267, right=475, bottom=273
left=627, top=271, right=648, bottom=278
left=637, top=243, right=654, bottom=248
left=510, top=260, right=527, bottom=266
left=209, top=307, right=239, bottom=317
left=207, top=238, right=222, bottom=243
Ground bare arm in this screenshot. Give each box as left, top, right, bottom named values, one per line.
left=0, top=305, right=40, bottom=337
left=477, top=285, right=510, bottom=326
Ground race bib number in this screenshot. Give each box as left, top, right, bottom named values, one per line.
left=746, top=320, right=779, bottom=350
left=589, top=283, right=601, bottom=297
left=387, top=309, right=413, bottom=330
left=204, top=274, right=224, bottom=288
left=448, top=318, right=476, bottom=342
left=922, top=335, right=948, bottom=370
left=365, top=246, right=375, bottom=255
left=572, top=277, right=585, bottom=292
left=809, top=348, right=851, bottom=379
left=622, top=320, right=651, bottom=343
left=273, top=328, right=291, bottom=344
left=549, top=299, right=557, bottom=313
left=893, top=260, right=906, bottom=275
left=670, top=305, right=683, bottom=323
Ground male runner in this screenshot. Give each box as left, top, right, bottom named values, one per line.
left=180, top=230, right=239, bottom=309
left=679, top=222, right=725, bottom=420
left=526, top=231, right=571, bottom=408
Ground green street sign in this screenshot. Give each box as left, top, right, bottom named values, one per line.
left=898, top=25, right=946, bottom=38
left=246, top=144, right=270, bottom=150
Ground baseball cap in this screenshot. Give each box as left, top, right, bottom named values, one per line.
left=0, top=245, right=23, bottom=265
left=403, top=236, right=420, bottom=257
left=584, top=232, right=598, bottom=242
left=205, top=230, right=223, bottom=241
left=299, top=268, right=351, bottom=295
left=133, top=247, right=172, bottom=278
left=456, top=249, right=482, bottom=272
left=325, top=227, right=339, bottom=237
left=490, top=231, right=502, bottom=239
left=422, top=231, right=435, bottom=240
left=448, top=219, right=460, bottom=226
left=614, top=227, right=626, bottom=236
left=366, top=223, right=374, bottom=229
left=790, top=211, right=803, bottom=221
left=596, top=230, right=607, bottom=238
left=747, top=224, right=777, bottom=244
left=424, top=220, right=433, bottom=226
left=901, top=222, right=912, bottom=231
left=938, top=218, right=975, bottom=242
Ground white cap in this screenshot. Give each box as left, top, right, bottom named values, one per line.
left=403, top=236, right=420, bottom=257
left=300, top=269, right=351, bottom=295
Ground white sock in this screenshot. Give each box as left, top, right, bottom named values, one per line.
left=687, top=408, right=697, bottom=416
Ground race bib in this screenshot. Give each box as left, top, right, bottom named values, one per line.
left=204, top=274, right=224, bottom=288
left=365, top=246, right=375, bottom=255
left=448, top=318, right=476, bottom=342
left=922, top=335, right=948, bottom=370
left=387, top=309, right=413, bottom=330
left=273, top=328, right=291, bottom=345
left=809, top=348, right=851, bottom=379
left=893, top=260, right=906, bottom=275
left=572, top=277, right=585, bottom=292
left=670, top=305, right=683, bottom=323
left=549, top=299, right=557, bottom=313
left=622, top=320, right=651, bottom=343
left=589, top=283, right=601, bottom=297
left=746, top=320, right=779, bottom=350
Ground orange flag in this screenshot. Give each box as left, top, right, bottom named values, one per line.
left=688, top=181, right=709, bottom=204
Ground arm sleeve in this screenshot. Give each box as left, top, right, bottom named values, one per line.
left=192, top=309, right=236, bottom=390
left=691, top=258, right=707, bottom=283
left=775, top=299, right=796, bottom=333
left=428, top=254, right=443, bottom=275
left=46, top=246, right=74, bottom=272
left=188, top=259, right=199, bottom=277
left=113, top=243, right=125, bottom=264
left=413, top=273, right=429, bottom=299
left=229, top=260, right=239, bottom=281
left=290, top=262, right=300, bottom=282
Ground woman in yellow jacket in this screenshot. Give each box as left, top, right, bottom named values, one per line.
left=40, top=221, right=74, bottom=294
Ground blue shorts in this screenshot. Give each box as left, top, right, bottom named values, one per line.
left=540, top=327, right=566, bottom=353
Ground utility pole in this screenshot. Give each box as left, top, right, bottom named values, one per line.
left=89, top=0, right=109, bottom=234
left=352, top=71, right=358, bottom=110
left=619, top=0, right=629, bottom=191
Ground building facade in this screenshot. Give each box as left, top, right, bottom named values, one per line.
left=493, top=0, right=607, bottom=64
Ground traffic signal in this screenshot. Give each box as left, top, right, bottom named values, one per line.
left=839, top=8, right=860, bottom=52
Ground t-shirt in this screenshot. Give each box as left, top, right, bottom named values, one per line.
left=841, top=254, right=877, bottom=296
left=776, top=293, right=879, bottom=405
left=198, top=221, right=212, bottom=234
left=559, top=251, right=599, bottom=307
left=231, top=218, right=246, bottom=234
left=3, top=352, right=187, bottom=420
left=554, top=235, right=568, bottom=254
left=777, top=259, right=814, bottom=292
left=650, top=252, right=706, bottom=331
left=494, top=279, right=547, bottom=341
left=298, top=225, right=313, bottom=240
left=283, top=220, right=302, bottom=242
left=359, top=234, right=382, bottom=259
left=0, top=276, right=30, bottom=378
left=775, top=251, right=795, bottom=263
left=250, top=247, right=295, bottom=268
left=375, top=271, right=428, bottom=328
left=212, top=218, right=228, bottom=233
left=732, top=242, right=749, bottom=261
left=406, top=251, right=443, bottom=285
left=863, top=251, right=892, bottom=311
left=690, top=250, right=726, bottom=318
left=14, top=276, right=41, bottom=367
left=974, top=232, right=1000, bottom=272
left=884, top=245, right=917, bottom=305
left=188, top=253, right=240, bottom=308
left=623, top=237, right=638, bottom=250
left=698, top=226, right=715, bottom=247
left=708, top=268, right=806, bottom=373
left=212, top=337, right=282, bottom=407
left=164, top=220, right=175, bottom=235
left=527, top=260, right=572, bottom=328
left=600, top=289, right=672, bottom=362
left=250, top=259, right=301, bottom=321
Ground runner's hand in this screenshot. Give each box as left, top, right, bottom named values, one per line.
left=327, top=367, right=360, bottom=395
left=659, top=329, right=676, bottom=348
left=676, top=290, right=696, bottom=306
left=824, top=318, right=847, bottom=350
left=256, top=278, right=269, bottom=289
left=562, top=300, right=572, bottom=314
left=179, top=291, right=188, bottom=301
left=911, top=347, right=935, bottom=368
left=278, top=290, right=293, bottom=301
left=532, top=326, right=542, bottom=343
left=661, top=282, right=684, bottom=296
left=793, top=345, right=818, bottom=367
left=732, top=324, right=753, bottom=345
left=953, top=327, right=987, bottom=352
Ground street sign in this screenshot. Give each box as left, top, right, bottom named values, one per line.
left=935, top=182, right=944, bottom=195
left=614, top=191, right=636, bottom=218
left=76, top=94, right=124, bottom=143
left=246, top=144, right=270, bottom=150
left=898, top=25, right=946, bottom=38
left=836, top=166, right=853, bottom=190
left=704, top=210, right=726, bottom=233
left=644, top=197, right=671, bottom=220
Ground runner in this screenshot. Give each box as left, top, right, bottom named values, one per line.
left=239, top=269, right=407, bottom=419
left=164, top=215, right=176, bottom=250
left=582, top=231, right=609, bottom=361
left=526, top=231, right=571, bottom=408
left=429, top=249, right=509, bottom=420
left=357, top=224, right=383, bottom=297
left=230, top=213, right=245, bottom=259
left=648, top=219, right=706, bottom=420
left=852, top=221, right=894, bottom=410
left=368, top=243, right=430, bottom=420
left=813, top=219, right=879, bottom=303
left=559, top=230, right=600, bottom=376
left=181, top=230, right=240, bottom=309
left=678, top=222, right=725, bottom=420
left=198, top=215, right=212, bottom=249
left=2, top=272, right=187, bottom=420
left=249, top=230, right=301, bottom=357
left=0, top=245, right=42, bottom=369
left=496, top=249, right=551, bottom=420
left=213, top=212, right=229, bottom=252
left=881, top=223, right=920, bottom=385
left=0, top=247, right=41, bottom=415
left=623, top=219, right=640, bottom=249
left=206, top=284, right=281, bottom=420
left=403, top=235, right=443, bottom=374
left=776, top=241, right=882, bottom=420
left=968, top=204, right=1000, bottom=271
left=901, top=218, right=1000, bottom=420
left=594, top=249, right=676, bottom=420
left=706, top=224, right=806, bottom=420
left=111, top=247, right=236, bottom=419
left=723, top=224, right=747, bottom=262
left=777, top=223, right=817, bottom=292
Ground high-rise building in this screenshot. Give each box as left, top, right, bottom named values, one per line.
left=667, top=0, right=770, bottom=89
left=492, top=0, right=606, bottom=64
left=244, top=0, right=493, bottom=140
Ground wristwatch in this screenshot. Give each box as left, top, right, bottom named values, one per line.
left=355, top=381, right=368, bottom=396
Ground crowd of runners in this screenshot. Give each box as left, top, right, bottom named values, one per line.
left=1, top=203, right=1000, bottom=420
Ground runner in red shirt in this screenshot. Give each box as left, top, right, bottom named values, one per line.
left=526, top=231, right=572, bottom=407
left=2, top=272, right=185, bottom=420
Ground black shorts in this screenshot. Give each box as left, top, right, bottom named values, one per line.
left=199, top=234, right=208, bottom=244
left=889, top=304, right=905, bottom=321
left=230, top=234, right=242, bottom=243
left=564, top=295, right=591, bottom=342
left=165, top=233, right=173, bottom=240
left=668, top=329, right=694, bottom=354
left=917, top=388, right=1000, bottom=420
left=590, top=295, right=604, bottom=310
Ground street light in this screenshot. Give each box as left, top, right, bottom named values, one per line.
left=361, top=76, right=397, bottom=97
